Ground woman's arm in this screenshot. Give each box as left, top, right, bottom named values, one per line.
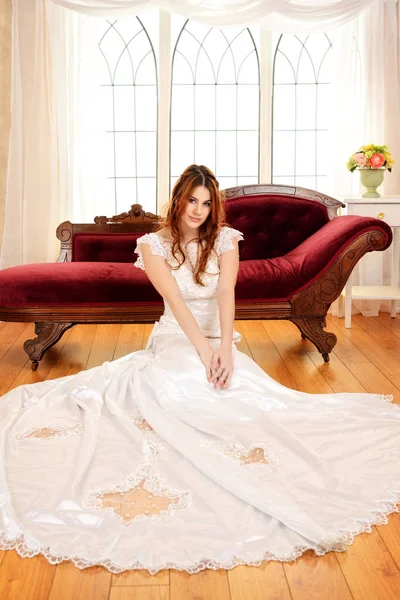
left=141, top=243, right=216, bottom=379
left=211, top=238, right=240, bottom=389
left=218, top=238, right=239, bottom=346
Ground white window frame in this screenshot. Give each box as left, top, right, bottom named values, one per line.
left=155, top=13, right=273, bottom=213
left=96, top=14, right=334, bottom=213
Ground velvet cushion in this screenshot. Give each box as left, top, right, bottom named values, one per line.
left=224, top=193, right=330, bottom=260
left=0, top=262, right=162, bottom=305
left=235, top=216, right=392, bottom=301
left=72, top=233, right=142, bottom=263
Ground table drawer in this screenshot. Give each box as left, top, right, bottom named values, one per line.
left=346, top=203, right=400, bottom=226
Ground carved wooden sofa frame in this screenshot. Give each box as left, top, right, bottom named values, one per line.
left=0, top=184, right=391, bottom=369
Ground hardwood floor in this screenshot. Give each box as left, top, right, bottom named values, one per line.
left=0, top=314, right=399, bottom=600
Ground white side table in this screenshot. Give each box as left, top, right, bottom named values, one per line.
left=341, top=196, right=400, bottom=328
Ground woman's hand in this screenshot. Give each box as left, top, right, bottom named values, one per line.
left=198, top=343, right=219, bottom=382
left=210, top=344, right=233, bottom=390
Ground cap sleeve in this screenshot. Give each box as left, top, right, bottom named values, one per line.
left=215, top=227, right=244, bottom=256
left=134, top=233, right=167, bottom=271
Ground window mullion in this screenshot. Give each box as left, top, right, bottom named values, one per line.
left=259, top=29, right=273, bottom=184
left=157, top=9, right=171, bottom=214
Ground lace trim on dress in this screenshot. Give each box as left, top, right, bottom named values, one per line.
left=215, top=227, right=244, bottom=256
left=380, top=394, right=397, bottom=404
left=222, top=443, right=279, bottom=468
left=200, top=439, right=279, bottom=470
left=132, top=416, right=155, bottom=434
left=2, top=421, right=400, bottom=572
left=134, top=233, right=166, bottom=271
left=82, top=439, right=191, bottom=525
left=83, top=465, right=191, bottom=526
left=14, top=424, right=84, bottom=441
left=1, top=485, right=399, bottom=575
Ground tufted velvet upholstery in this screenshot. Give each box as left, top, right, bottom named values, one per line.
left=72, top=233, right=143, bottom=263
left=224, top=194, right=330, bottom=260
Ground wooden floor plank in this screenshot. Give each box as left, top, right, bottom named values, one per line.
left=143, top=324, right=154, bottom=348
left=112, top=569, right=169, bottom=587
left=0, top=322, right=29, bottom=362
left=85, top=324, right=121, bottom=370
left=377, top=513, right=400, bottom=572
left=239, top=320, right=298, bottom=389
left=8, top=326, right=74, bottom=391
left=0, top=323, right=33, bottom=395
left=343, top=361, right=400, bottom=402
left=353, top=314, right=400, bottom=354
left=328, top=316, right=400, bottom=381
left=283, top=551, right=353, bottom=600
left=110, top=585, right=169, bottom=600
left=262, top=320, right=333, bottom=394
left=307, top=350, right=367, bottom=394
left=113, top=324, right=145, bottom=360
left=228, top=562, right=292, bottom=600
left=233, top=321, right=253, bottom=359
left=374, top=313, right=400, bottom=338
left=0, top=553, right=56, bottom=600
left=335, top=529, right=400, bottom=600
left=325, top=316, right=370, bottom=364
left=46, top=324, right=98, bottom=379
left=48, top=563, right=111, bottom=600
left=349, top=315, right=400, bottom=393
left=170, top=569, right=231, bottom=600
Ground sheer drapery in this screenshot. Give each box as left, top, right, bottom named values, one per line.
left=331, top=0, right=400, bottom=316
left=49, top=0, right=376, bottom=31
left=1, top=1, right=83, bottom=266
left=2, top=0, right=400, bottom=279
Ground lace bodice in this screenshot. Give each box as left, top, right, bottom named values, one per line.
left=134, top=227, right=244, bottom=345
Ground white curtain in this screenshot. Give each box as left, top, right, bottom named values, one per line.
left=1, top=1, right=81, bottom=266
left=48, top=0, right=377, bottom=31
left=331, top=0, right=400, bottom=316
left=1, top=2, right=114, bottom=267
left=2, top=0, right=399, bottom=273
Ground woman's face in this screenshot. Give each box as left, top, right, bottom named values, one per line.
left=180, top=185, right=212, bottom=231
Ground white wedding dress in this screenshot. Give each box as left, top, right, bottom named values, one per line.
left=0, top=227, right=399, bottom=575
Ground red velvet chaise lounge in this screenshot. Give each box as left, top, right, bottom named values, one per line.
left=0, top=184, right=392, bottom=369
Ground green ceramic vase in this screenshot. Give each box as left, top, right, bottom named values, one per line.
left=359, top=168, right=384, bottom=198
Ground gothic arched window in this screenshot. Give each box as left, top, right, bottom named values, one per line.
left=272, top=34, right=333, bottom=191
left=99, top=18, right=158, bottom=212
left=171, top=21, right=260, bottom=191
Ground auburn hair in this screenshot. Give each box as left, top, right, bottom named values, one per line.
left=159, top=164, right=226, bottom=285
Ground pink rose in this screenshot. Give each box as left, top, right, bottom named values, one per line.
left=369, top=153, right=385, bottom=169
left=353, top=152, right=367, bottom=167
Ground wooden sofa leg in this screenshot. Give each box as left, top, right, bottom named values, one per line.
left=290, top=317, right=337, bottom=362
left=24, top=323, right=74, bottom=370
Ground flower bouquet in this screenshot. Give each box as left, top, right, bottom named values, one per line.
left=347, top=144, right=394, bottom=198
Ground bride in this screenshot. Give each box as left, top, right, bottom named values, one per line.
left=0, top=164, right=399, bottom=574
